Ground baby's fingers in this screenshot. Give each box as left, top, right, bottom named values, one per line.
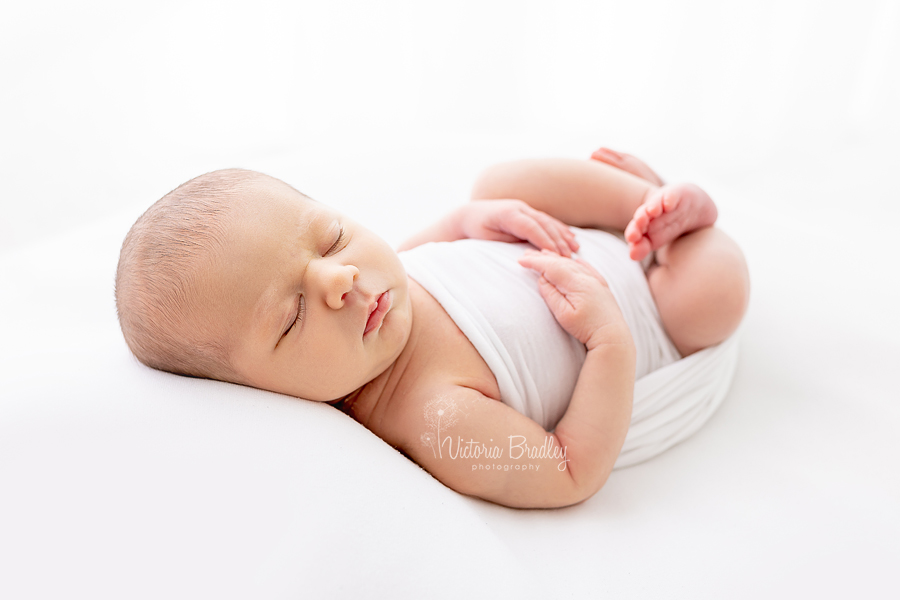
left=571, top=256, right=609, bottom=287
left=506, top=212, right=562, bottom=255
left=536, top=275, right=573, bottom=313
left=518, top=250, right=577, bottom=291
left=522, top=207, right=579, bottom=256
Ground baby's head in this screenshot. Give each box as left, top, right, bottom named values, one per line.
left=115, top=169, right=412, bottom=402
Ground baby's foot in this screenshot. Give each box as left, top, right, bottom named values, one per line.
left=624, top=183, right=718, bottom=261
left=591, top=147, right=665, bottom=186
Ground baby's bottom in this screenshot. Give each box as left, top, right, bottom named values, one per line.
left=470, top=153, right=750, bottom=357
left=647, top=225, right=748, bottom=356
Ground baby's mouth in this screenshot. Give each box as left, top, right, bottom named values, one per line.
left=364, top=291, right=392, bottom=336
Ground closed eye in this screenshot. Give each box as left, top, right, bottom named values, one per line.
left=282, top=295, right=305, bottom=338
left=281, top=226, right=343, bottom=341
left=325, top=227, right=346, bottom=256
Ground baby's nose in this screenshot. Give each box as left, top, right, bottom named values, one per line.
left=324, top=264, right=360, bottom=310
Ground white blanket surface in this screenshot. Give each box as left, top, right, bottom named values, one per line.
left=2, top=132, right=898, bottom=599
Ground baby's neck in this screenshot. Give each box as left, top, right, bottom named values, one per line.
left=336, top=282, right=426, bottom=426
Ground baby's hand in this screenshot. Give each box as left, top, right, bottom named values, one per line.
left=458, top=200, right=579, bottom=256
left=518, top=249, right=633, bottom=351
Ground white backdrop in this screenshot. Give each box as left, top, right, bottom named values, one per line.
left=2, top=0, right=899, bottom=251
left=2, top=2, right=900, bottom=599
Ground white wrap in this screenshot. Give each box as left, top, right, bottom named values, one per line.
left=399, top=227, right=739, bottom=468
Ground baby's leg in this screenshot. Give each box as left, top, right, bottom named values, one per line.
left=471, top=158, right=716, bottom=260
left=470, top=158, right=655, bottom=231
left=471, top=156, right=748, bottom=356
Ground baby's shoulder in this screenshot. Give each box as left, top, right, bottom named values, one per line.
left=375, top=379, right=502, bottom=457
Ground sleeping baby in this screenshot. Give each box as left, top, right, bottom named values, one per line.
left=115, top=149, right=749, bottom=509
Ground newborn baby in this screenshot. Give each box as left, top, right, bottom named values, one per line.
left=115, top=150, right=749, bottom=508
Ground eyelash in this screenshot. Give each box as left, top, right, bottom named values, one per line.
left=325, top=227, right=346, bottom=256
left=282, top=227, right=345, bottom=338
left=284, top=296, right=305, bottom=337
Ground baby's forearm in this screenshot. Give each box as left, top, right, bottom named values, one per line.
left=396, top=207, right=465, bottom=252
left=471, top=158, right=655, bottom=231
left=400, top=157, right=655, bottom=251
left=553, top=341, right=636, bottom=498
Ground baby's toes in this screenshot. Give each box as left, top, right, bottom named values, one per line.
left=661, top=189, right=683, bottom=213
left=625, top=206, right=650, bottom=241
left=625, top=220, right=642, bottom=243
left=629, top=238, right=652, bottom=261
left=634, top=204, right=654, bottom=231
left=644, top=194, right=665, bottom=219
left=647, top=212, right=684, bottom=240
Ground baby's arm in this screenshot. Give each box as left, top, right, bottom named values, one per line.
left=470, top=157, right=657, bottom=232
left=397, top=199, right=579, bottom=256
left=395, top=250, right=635, bottom=508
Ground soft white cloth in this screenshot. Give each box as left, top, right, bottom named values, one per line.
left=3, top=133, right=896, bottom=599
left=399, top=227, right=739, bottom=468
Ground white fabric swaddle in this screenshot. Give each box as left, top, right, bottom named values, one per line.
left=399, top=227, right=740, bottom=469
